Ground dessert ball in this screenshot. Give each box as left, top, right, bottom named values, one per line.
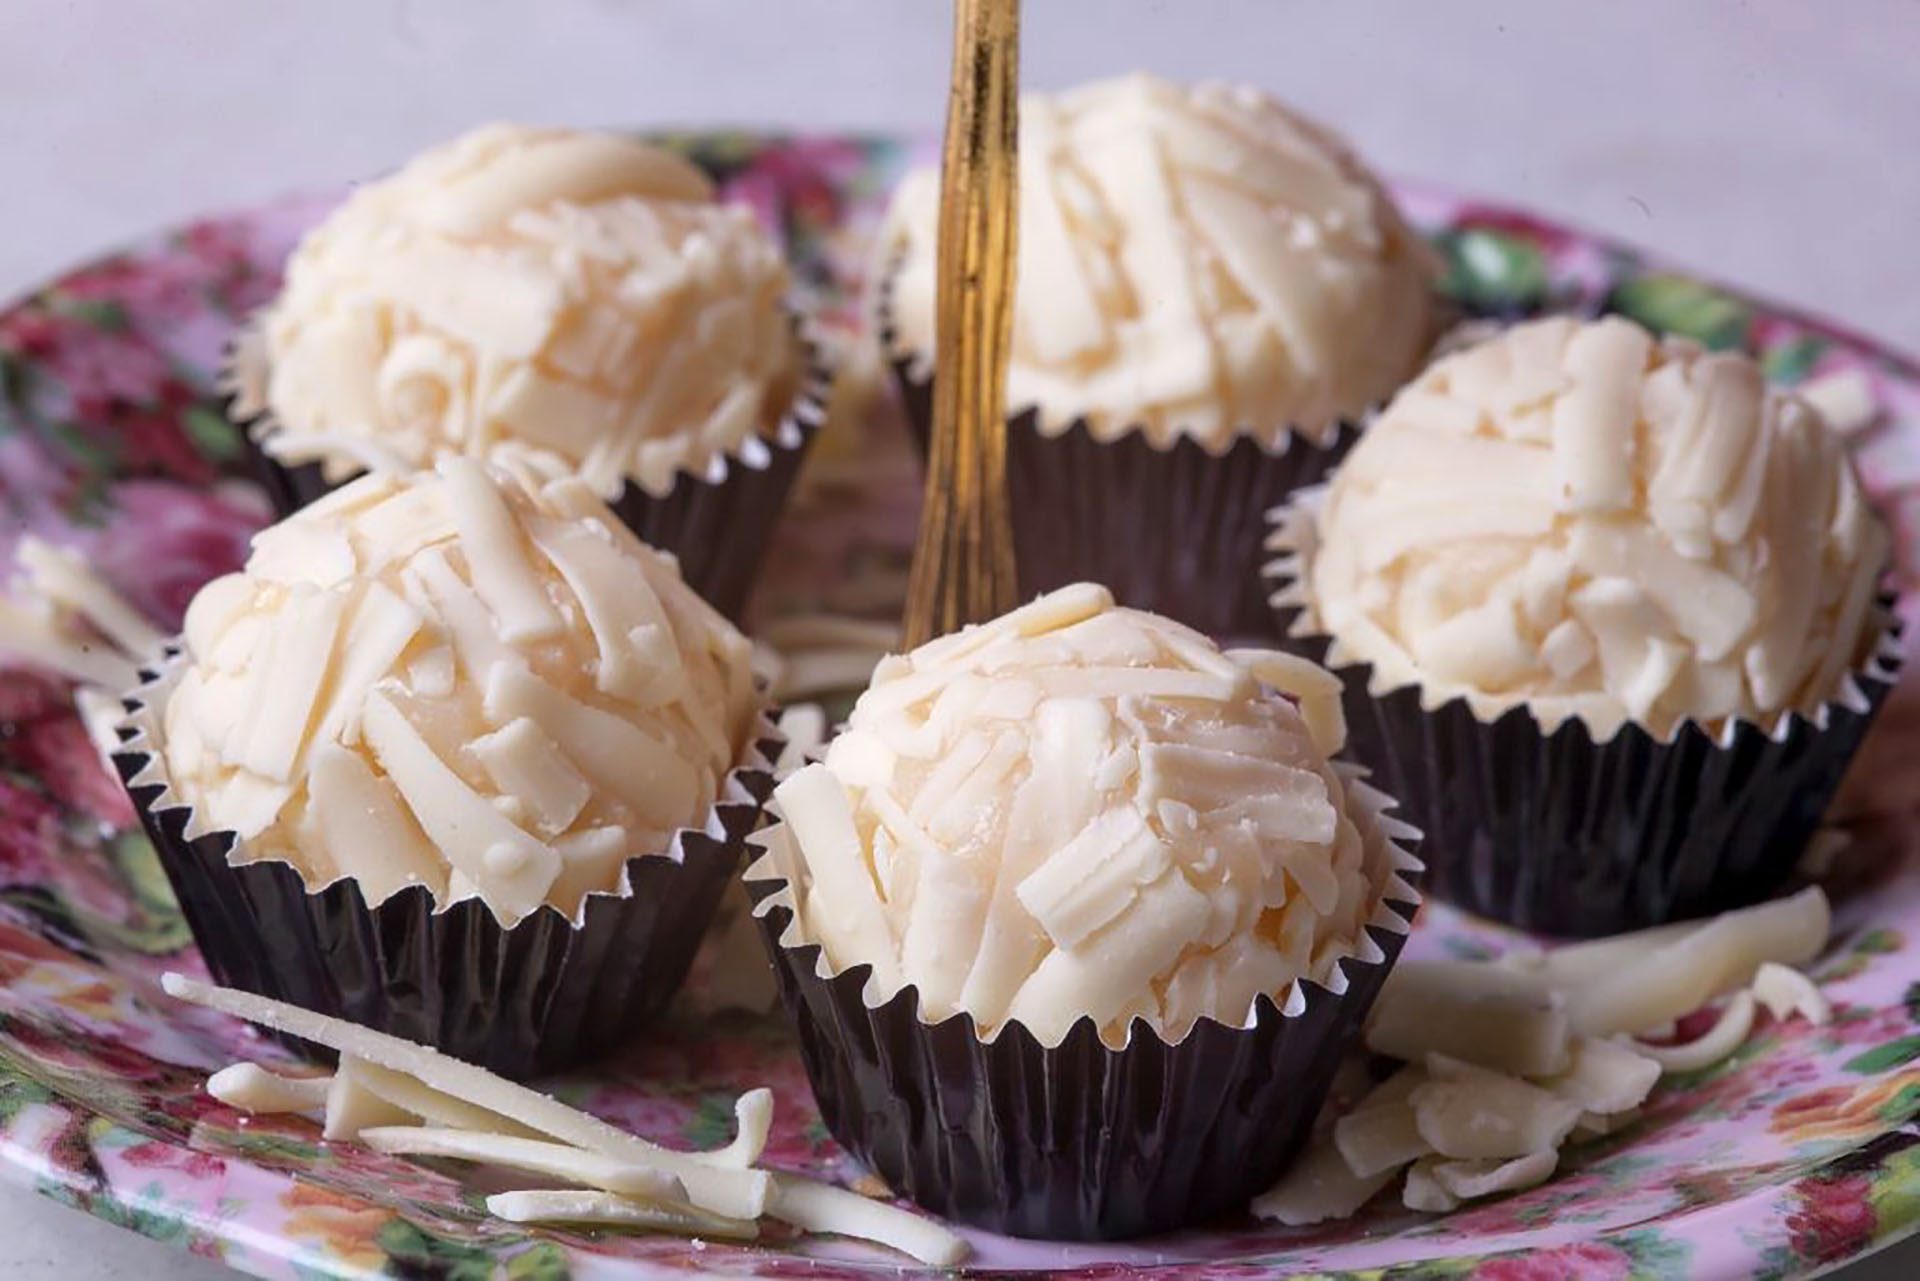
left=256, top=124, right=800, bottom=498
left=1311, top=315, right=1887, bottom=738
left=773, top=582, right=1389, bottom=1046
left=880, top=72, right=1435, bottom=447
left=162, top=459, right=756, bottom=925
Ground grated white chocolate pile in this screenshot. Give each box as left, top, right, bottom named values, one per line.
left=1255, top=887, right=1832, bottom=1223
left=156, top=460, right=756, bottom=926
left=167, top=972, right=968, bottom=1264
left=760, top=583, right=1393, bottom=1048
left=879, top=72, right=1436, bottom=450
left=1305, top=315, right=1886, bottom=739
left=254, top=124, right=800, bottom=498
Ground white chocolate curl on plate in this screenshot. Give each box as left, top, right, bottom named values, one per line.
left=251, top=123, right=800, bottom=499
left=1307, top=315, right=1887, bottom=740
left=878, top=72, right=1435, bottom=450
left=150, top=461, right=755, bottom=926
left=165, top=972, right=968, bottom=1265
left=759, top=582, right=1395, bottom=1048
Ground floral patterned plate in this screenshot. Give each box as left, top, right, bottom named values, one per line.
left=3, top=131, right=1920, bottom=1281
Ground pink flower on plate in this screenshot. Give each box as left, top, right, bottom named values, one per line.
left=92, top=479, right=264, bottom=630
left=1472, top=1240, right=1634, bottom=1281
left=0, top=772, right=61, bottom=885
left=12, top=712, right=133, bottom=827
left=1785, top=1171, right=1878, bottom=1265
left=13, top=311, right=176, bottom=412
left=175, top=217, right=282, bottom=314
left=118, top=1140, right=226, bottom=1181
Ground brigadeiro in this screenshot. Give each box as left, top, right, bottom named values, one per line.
left=747, top=583, right=1421, bottom=1239
left=227, top=123, right=826, bottom=618
left=875, top=72, right=1438, bottom=638
left=1267, top=314, right=1902, bottom=935
left=115, top=460, right=775, bottom=1076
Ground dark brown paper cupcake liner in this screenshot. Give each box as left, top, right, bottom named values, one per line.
left=112, top=648, right=781, bottom=1079
left=222, top=318, right=829, bottom=624
left=744, top=776, right=1422, bottom=1241
left=1264, top=491, right=1906, bottom=937
left=878, top=282, right=1364, bottom=642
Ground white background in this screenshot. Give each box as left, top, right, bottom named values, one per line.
left=1, top=1, right=1917, bottom=1277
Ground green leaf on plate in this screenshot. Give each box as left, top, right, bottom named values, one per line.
left=374, top=1219, right=497, bottom=1281
left=46, top=295, right=130, bottom=333
left=1869, top=1143, right=1920, bottom=1246
left=1763, top=335, right=1828, bottom=385
left=1433, top=227, right=1550, bottom=314
left=685, top=1092, right=739, bottom=1149
left=1617, top=1226, right=1694, bottom=1278
left=506, top=1243, right=572, bottom=1281
left=182, top=405, right=243, bottom=463
left=1607, top=273, right=1752, bottom=350
left=1844, top=1035, right=1920, bottom=1076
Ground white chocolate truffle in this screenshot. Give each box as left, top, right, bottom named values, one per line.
left=161, top=460, right=756, bottom=926
left=1308, top=315, right=1887, bottom=739
left=766, top=584, right=1390, bottom=1048
left=878, top=72, right=1435, bottom=450
left=256, top=124, right=800, bottom=498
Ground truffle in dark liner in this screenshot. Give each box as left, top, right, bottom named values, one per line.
left=222, top=318, right=831, bottom=624
left=114, top=648, right=781, bottom=1079
left=745, top=775, right=1422, bottom=1241
left=1264, top=490, right=1905, bottom=937
left=879, top=283, right=1363, bottom=641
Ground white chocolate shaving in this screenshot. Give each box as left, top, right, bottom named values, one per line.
left=485, top=1190, right=758, bottom=1241
left=338, top=1057, right=538, bottom=1139
left=1409, top=1058, right=1582, bottom=1160
left=766, top=1176, right=969, bottom=1267
left=255, top=124, right=799, bottom=498
left=1333, top=1068, right=1431, bottom=1177
left=1631, top=992, right=1757, bottom=1074
left=1430, top=1149, right=1558, bottom=1200
left=1402, top=1159, right=1459, bottom=1213
left=1250, top=1135, right=1395, bottom=1226
left=1368, top=961, right=1570, bottom=1077
left=1751, top=962, right=1832, bottom=1026
left=206, top=1062, right=332, bottom=1114
left=358, top=1126, right=686, bottom=1201
left=880, top=72, right=1434, bottom=448
left=1307, top=316, right=1886, bottom=739
left=1568, top=887, right=1828, bottom=1036
left=322, top=1057, right=416, bottom=1140
left=154, top=467, right=753, bottom=925
left=1543, top=1037, right=1661, bottom=1116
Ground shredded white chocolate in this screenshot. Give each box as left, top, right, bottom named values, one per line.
left=252, top=123, right=800, bottom=498
left=167, top=972, right=968, bottom=1264
left=149, top=464, right=755, bottom=925
left=206, top=1062, right=332, bottom=1114
left=1751, top=961, right=1832, bottom=1026
left=1367, top=961, right=1569, bottom=1077
left=485, top=1189, right=759, bottom=1241
left=1631, top=992, right=1758, bottom=1073
left=1305, top=315, right=1887, bottom=739
left=0, top=536, right=162, bottom=695
left=879, top=72, right=1435, bottom=449
left=1251, top=887, right=1833, bottom=1224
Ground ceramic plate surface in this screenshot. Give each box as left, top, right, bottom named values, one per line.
left=2, top=131, right=1920, bottom=1280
